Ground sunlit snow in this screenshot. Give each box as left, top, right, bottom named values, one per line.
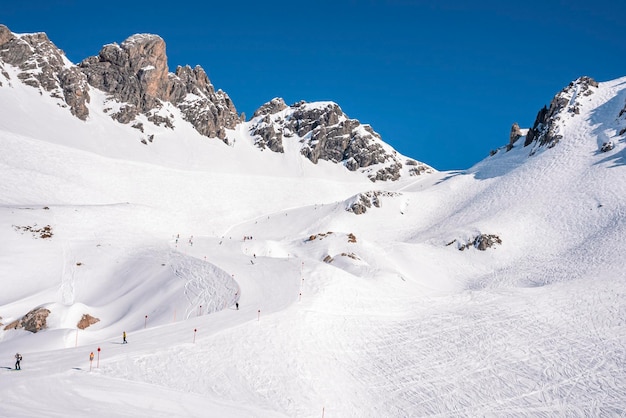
left=1, top=63, right=626, bottom=417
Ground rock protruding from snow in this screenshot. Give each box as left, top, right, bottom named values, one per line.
left=77, top=314, right=100, bottom=330
left=447, top=234, right=502, bottom=251
left=346, top=191, right=401, bottom=214
left=508, top=122, right=523, bottom=150
left=79, top=33, right=239, bottom=139
left=249, top=99, right=434, bottom=181
left=0, top=24, right=90, bottom=120
left=524, top=76, right=598, bottom=153
left=3, top=307, right=51, bottom=333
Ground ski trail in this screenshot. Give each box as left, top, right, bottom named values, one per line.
left=168, top=252, right=239, bottom=319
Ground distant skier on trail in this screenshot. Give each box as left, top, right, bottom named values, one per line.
left=123, top=331, right=127, bottom=344
left=236, top=302, right=239, bottom=310
left=14, top=353, right=22, bottom=370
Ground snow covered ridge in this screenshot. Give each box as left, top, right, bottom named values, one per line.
left=0, top=24, right=432, bottom=181
left=492, top=75, right=626, bottom=159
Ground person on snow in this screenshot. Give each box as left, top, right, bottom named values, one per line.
left=123, top=331, right=127, bottom=344
left=235, top=302, right=239, bottom=310
left=14, top=353, right=22, bottom=370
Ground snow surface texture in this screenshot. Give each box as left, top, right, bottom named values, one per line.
left=1, top=59, right=626, bottom=417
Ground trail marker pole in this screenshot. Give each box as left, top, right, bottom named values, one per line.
left=97, top=347, right=101, bottom=368
left=193, top=328, right=197, bottom=343
left=322, top=407, right=325, bottom=418
left=198, top=305, right=202, bottom=316
left=144, top=315, right=148, bottom=329
left=257, top=309, right=260, bottom=321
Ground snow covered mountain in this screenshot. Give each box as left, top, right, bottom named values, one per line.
left=1, top=25, right=626, bottom=417
left=0, top=24, right=430, bottom=182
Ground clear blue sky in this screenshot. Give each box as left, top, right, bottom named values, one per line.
left=3, top=0, right=626, bottom=170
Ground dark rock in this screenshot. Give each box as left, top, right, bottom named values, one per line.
left=524, top=76, right=598, bottom=152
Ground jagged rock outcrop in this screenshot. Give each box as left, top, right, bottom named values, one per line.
left=0, top=24, right=90, bottom=119
left=447, top=234, right=502, bottom=251
left=346, top=191, right=401, bottom=214
left=79, top=34, right=239, bottom=139
left=249, top=99, right=433, bottom=181
left=524, top=76, right=598, bottom=153
left=508, top=122, right=523, bottom=150
left=4, top=307, right=51, bottom=333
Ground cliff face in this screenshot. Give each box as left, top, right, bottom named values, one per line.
left=78, top=34, right=240, bottom=140
left=0, top=24, right=90, bottom=120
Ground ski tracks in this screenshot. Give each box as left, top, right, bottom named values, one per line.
left=169, top=252, right=239, bottom=319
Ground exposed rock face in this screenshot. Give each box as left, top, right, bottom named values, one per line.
left=524, top=76, right=598, bottom=153
left=448, top=234, right=502, bottom=251
left=77, top=314, right=100, bottom=330
left=79, top=34, right=239, bottom=140
left=508, top=122, right=523, bottom=150
left=0, top=24, right=90, bottom=119
left=4, top=307, right=51, bottom=333
left=249, top=99, right=433, bottom=181
left=346, top=191, right=401, bottom=214
left=79, top=34, right=169, bottom=116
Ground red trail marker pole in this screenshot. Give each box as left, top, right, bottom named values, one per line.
left=97, top=347, right=101, bottom=368
left=257, top=309, right=260, bottom=322
left=144, top=315, right=148, bottom=329
left=193, top=328, right=197, bottom=343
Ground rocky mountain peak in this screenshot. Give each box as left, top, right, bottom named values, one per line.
left=252, top=97, right=288, bottom=118
left=0, top=24, right=90, bottom=119
left=79, top=33, right=169, bottom=116
left=248, top=99, right=433, bottom=181
left=524, top=76, right=598, bottom=152
left=78, top=32, right=239, bottom=139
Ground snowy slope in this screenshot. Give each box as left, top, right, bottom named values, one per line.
left=1, top=50, right=626, bottom=418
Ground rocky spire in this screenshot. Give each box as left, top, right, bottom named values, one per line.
left=78, top=33, right=239, bottom=139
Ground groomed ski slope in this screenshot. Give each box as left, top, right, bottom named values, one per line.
left=0, top=72, right=626, bottom=416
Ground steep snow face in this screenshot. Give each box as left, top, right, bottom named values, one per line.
left=2, top=34, right=626, bottom=418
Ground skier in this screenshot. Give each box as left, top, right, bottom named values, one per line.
left=123, top=331, right=127, bottom=344
left=235, top=302, right=239, bottom=310
left=14, top=353, right=22, bottom=370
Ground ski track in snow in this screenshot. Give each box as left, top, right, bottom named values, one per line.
left=1, top=71, right=626, bottom=417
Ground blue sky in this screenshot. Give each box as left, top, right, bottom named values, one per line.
left=3, top=0, right=626, bottom=170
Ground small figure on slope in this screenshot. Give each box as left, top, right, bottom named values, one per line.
left=14, top=353, right=22, bottom=370
left=123, top=331, right=127, bottom=344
